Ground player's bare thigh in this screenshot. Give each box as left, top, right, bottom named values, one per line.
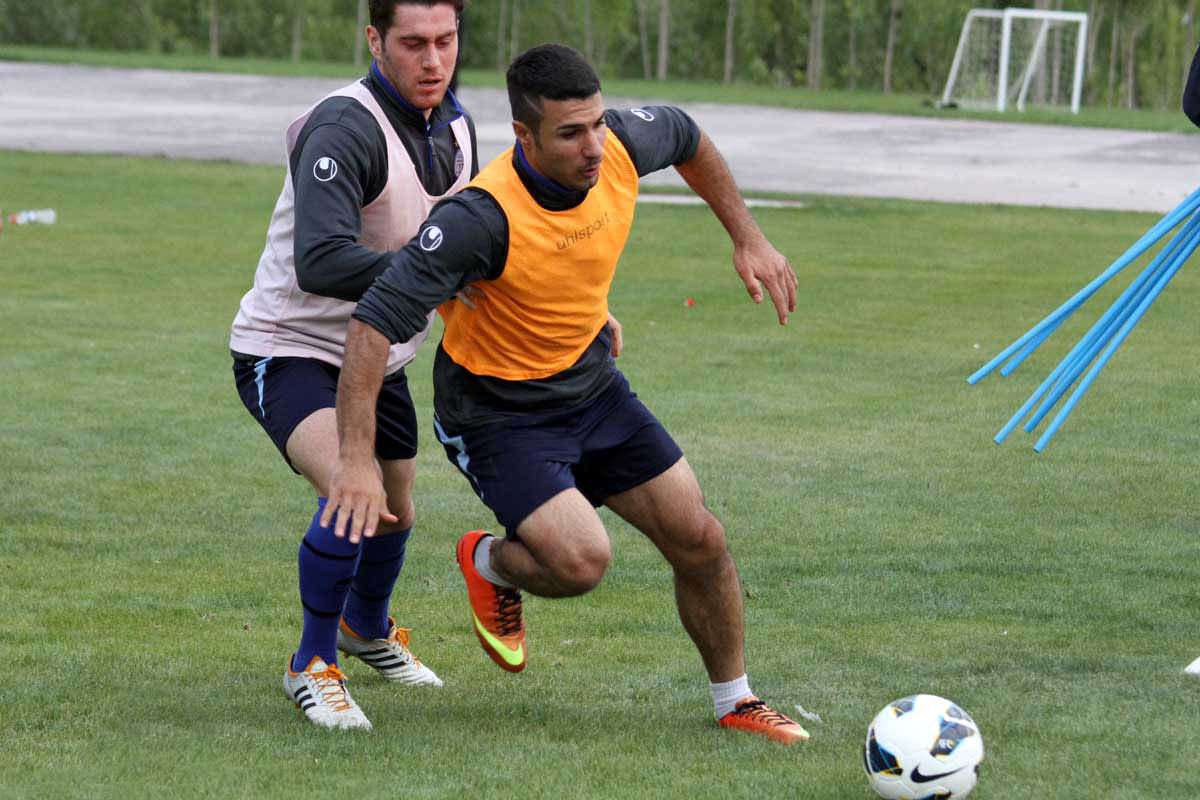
left=604, top=457, right=727, bottom=569
left=513, top=488, right=611, bottom=595
left=286, top=407, right=415, bottom=530
left=378, top=458, right=415, bottom=529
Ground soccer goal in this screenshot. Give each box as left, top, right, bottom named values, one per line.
left=940, top=7, right=1088, bottom=114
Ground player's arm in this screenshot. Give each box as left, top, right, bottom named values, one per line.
left=1184, top=42, right=1200, bottom=127
left=322, top=318, right=397, bottom=543
left=607, top=107, right=797, bottom=326
left=321, top=191, right=507, bottom=541
left=291, top=102, right=393, bottom=301
left=674, top=132, right=796, bottom=326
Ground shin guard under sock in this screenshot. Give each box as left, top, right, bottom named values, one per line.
left=292, top=498, right=362, bottom=671
left=341, top=526, right=411, bottom=639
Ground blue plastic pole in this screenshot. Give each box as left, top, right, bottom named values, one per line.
left=1024, top=255, right=1173, bottom=430
left=1000, top=315, right=1063, bottom=376
left=968, top=188, right=1200, bottom=385
left=1033, top=224, right=1200, bottom=451
left=1021, top=212, right=1200, bottom=431
left=990, top=208, right=1200, bottom=444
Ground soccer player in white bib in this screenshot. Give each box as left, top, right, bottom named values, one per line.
left=229, top=0, right=476, bottom=730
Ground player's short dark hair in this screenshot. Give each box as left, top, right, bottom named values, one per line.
left=507, top=44, right=602, bottom=134
left=370, top=0, right=465, bottom=38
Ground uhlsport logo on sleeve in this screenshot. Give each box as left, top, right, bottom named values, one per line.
left=630, top=108, right=655, bottom=122
left=420, top=225, right=444, bottom=252
left=313, top=157, right=338, bottom=182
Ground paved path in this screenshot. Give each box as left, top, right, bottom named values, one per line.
left=2, top=61, right=1198, bottom=212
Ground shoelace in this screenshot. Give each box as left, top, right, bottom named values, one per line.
left=311, top=664, right=354, bottom=712
left=390, top=627, right=412, bottom=647
left=734, top=699, right=794, bottom=727
left=493, top=587, right=524, bottom=636
left=388, top=626, right=422, bottom=665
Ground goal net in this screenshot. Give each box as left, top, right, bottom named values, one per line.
left=940, top=8, right=1088, bottom=114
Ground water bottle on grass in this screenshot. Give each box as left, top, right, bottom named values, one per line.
left=7, top=209, right=57, bottom=225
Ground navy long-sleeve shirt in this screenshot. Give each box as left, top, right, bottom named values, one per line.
left=352, top=105, right=702, bottom=429
left=1184, top=42, right=1200, bottom=127
left=290, top=66, right=479, bottom=302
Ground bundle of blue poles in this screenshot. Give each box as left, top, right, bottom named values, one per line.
left=968, top=185, right=1200, bottom=453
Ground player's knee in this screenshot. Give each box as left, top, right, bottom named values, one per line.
left=694, top=513, right=729, bottom=562
left=552, top=538, right=611, bottom=595
left=384, top=496, right=415, bottom=530
left=668, top=510, right=728, bottom=571
left=376, top=518, right=413, bottom=536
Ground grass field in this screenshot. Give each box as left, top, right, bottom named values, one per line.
left=1, top=44, right=1196, bottom=134
left=1, top=148, right=1198, bottom=799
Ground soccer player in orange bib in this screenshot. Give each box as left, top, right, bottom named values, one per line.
left=324, top=43, right=808, bottom=743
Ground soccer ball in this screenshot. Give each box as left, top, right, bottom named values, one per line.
left=863, top=694, right=984, bottom=799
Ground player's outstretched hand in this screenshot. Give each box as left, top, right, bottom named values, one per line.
left=733, top=238, right=798, bottom=325
left=606, top=311, right=623, bottom=357
left=320, top=457, right=398, bottom=543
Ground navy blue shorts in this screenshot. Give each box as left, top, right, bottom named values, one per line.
left=233, top=355, right=418, bottom=473
left=435, top=372, right=683, bottom=535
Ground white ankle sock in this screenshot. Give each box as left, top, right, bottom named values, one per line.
left=711, top=674, right=752, bottom=718
left=473, top=535, right=515, bottom=588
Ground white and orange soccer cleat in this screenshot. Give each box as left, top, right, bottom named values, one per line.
left=337, top=617, right=444, bottom=687
left=283, top=655, right=372, bottom=730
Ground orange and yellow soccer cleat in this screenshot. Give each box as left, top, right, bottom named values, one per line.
left=718, top=696, right=810, bottom=744
left=456, top=530, right=527, bottom=673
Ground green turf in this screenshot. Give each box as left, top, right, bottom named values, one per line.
left=1, top=44, right=1195, bottom=134
left=1, top=149, right=1197, bottom=798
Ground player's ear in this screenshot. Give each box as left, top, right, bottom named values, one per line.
left=512, top=120, right=535, bottom=150
left=366, top=26, right=382, bottom=61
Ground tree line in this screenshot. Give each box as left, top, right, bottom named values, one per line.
left=1, top=0, right=1196, bottom=110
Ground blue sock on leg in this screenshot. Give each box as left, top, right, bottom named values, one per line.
left=292, top=498, right=362, bottom=672
left=341, top=527, right=411, bottom=640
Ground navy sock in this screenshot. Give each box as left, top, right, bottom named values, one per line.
left=292, top=498, right=362, bottom=672
left=341, top=527, right=411, bottom=640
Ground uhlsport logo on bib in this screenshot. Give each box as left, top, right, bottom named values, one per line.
left=420, top=225, right=444, bottom=251
left=313, top=157, right=338, bottom=182
left=630, top=108, right=655, bottom=122
left=557, top=211, right=611, bottom=251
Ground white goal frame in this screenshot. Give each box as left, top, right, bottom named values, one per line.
left=941, top=7, right=1088, bottom=114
